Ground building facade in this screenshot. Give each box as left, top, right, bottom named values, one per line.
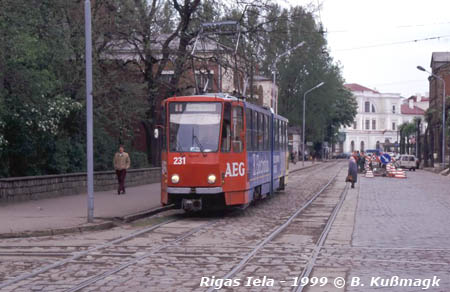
left=340, top=84, right=404, bottom=153
left=426, top=52, right=450, bottom=164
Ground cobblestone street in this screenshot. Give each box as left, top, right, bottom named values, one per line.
left=309, top=169, right=450, bottom=292
left=1, top=164, right=450, bottom=291
left=344, top=170, right=450, bottom=291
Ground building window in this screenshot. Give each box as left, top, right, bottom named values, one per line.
left=353, top=122, right=357, bottom=129
left=392, top=122, right=396, bottom=130
left=161, top=72, right=174, bottom=85
left=365, top=101, right=370, bottom=113
left=196, top=72, right=214, bottom=92
left=360, top=141, right=365, bottom=152
left=392, top=105, right=396, bottom=114
left=351, top=140, right=355, bottom=152
left=365, top=120, right=370, bottom=130
left=371, top=104, right=376, bottom=113
left=372, top=120, right=376, bottom=130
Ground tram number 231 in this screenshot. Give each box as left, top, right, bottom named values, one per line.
left=173, top=157, right=186, bottom=165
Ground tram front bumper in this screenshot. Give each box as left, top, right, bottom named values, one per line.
left=167, top=187, right=223, bottom=194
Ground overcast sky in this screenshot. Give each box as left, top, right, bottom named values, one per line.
left=283, top=0, right=450, bottom=97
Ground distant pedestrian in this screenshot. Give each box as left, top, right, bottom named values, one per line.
left=347, top=156, right=358, bottom=189
left=114, top=145, right=130, bottom=195
left=358, top=151, right=366, bottom=173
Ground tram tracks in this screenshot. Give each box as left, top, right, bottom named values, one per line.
left=0, top=216, right=216, bottom=291
left=0, top=161, right=343, bottom=292
left=204, top=163, right=348, bottom=292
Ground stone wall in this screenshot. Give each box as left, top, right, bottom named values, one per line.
left=0, top=168, right=161, bottom=202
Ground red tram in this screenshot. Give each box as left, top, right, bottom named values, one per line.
left=158, top=93, right=289, bottom=211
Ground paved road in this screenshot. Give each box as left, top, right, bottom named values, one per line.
left=0, top=161, right=318, bottom=236
left=4, top=162, right=448, bottom=291
left=0, top=161, right=335, bottom=291
left=312, top=169, right=450, bottom=292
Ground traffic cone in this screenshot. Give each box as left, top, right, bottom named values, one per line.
left=394, top=169, right=406, bottom=178
left=386, top=164, right=393, bottom=176
left=365, top=170, right=374, bottom=178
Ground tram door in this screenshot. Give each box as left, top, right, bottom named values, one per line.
left=221, top=102, right=248, bottom=205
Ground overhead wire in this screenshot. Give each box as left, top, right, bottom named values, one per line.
left=334, top=35, right=450, bottom=51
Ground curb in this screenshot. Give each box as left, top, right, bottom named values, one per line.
left=0, top=205, right=174, bottom=239
left=290, top=161, right=323, bottom=173
left=120, top=205, right=174, bottom=223
left=0, top=221, right=116, bottom=239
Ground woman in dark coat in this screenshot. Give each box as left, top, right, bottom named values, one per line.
left=348, top=157, right=358, bottom=188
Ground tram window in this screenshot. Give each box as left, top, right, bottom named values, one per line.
left=246, top=108, right=252, bottom=151
left=279, top=120, right=282, bottom=151
left=278, top=120, right=281, bottom=151
left=259, top=113, right=264, bottom=151
left=284, top=122, right=287, bottom=150
left=161, top=105, right=167, bottom=150
left=221, top=103, right=231, bottom=152
left=258, top=113, right=264, bottom=151
left=264, top=115, right=269, bottom=150
left=253, top=111, right=258, bottom=150
left=274, top=119, right=278, bottom=151
left=280, top=121, right=283, bottom=151
left=232, top=106, right=243, bottom=152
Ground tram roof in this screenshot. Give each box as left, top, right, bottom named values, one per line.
left=165, top=93, right=288, bottom=121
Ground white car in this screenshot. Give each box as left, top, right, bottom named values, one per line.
left=397, top=154, right=418, bottom=171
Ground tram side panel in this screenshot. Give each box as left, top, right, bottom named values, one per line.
left=245, top=105, right=273, bottom=198
left=272, top=117, right=288, bottom=191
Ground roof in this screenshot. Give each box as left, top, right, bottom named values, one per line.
left=407, top=95, right=429, bottom=102
left=401, top=104, right=425, bottom=115
left=253, top=75, right=271, bottom=81
left=344, top=83, right=379, bottom=94
left=431, top=52, right=450, bottom=64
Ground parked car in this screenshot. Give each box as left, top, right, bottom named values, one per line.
left=334, top=152, right=351, bottom=159
left=365, top=149, right=381, bottom=156
left=396, top=154, right=418, bottom=171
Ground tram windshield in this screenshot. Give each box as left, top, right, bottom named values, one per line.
left=169, top=102, right=222, bottom=152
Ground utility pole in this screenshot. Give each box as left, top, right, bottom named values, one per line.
left=85, top=0, right=94, bottom=223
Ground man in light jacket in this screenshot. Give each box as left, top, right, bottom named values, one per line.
left=114, top=145, right=131, bottom=195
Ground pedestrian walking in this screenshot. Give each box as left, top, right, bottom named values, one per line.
left=114, top=145, right=130, bottom=195
left=347, top=156, right=358, bottom=189
left=358, top=151, right=366, bottom=173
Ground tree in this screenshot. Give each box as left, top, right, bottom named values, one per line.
left=399, top=121, right=416, bottom=154
left=0, top=0, right=84, bottom=176
left=254, top=4, right=356, bottom=144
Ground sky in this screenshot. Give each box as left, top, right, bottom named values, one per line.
left=283, top=0, right=450, bottom=98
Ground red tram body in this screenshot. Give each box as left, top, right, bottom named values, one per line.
left=159, top=93, right=289, bottom=211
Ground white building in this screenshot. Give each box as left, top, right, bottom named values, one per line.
left=340, top=84, right=404, bottom=153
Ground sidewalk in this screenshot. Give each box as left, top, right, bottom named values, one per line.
left=0, top=160, right=321, bottom=238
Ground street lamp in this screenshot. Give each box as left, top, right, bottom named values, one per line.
left=85, top=0, right=94, bottom=222
left=417, top=65, right=446, bottom=168
left=302, top=82, right=325, bottom=167
left=271, top=42, right=305, bottom=113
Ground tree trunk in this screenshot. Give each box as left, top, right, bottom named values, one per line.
left=430, top=126, right=435, bottom=167
left=423, top=126, right=429, bottom=167
left=438, top=124, right=442, bottom=164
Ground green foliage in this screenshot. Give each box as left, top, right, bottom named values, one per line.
left=0, top=0, right=356, bottom=177
left=0, top=0, right=148, bottom=177
left=255, top=4, right=357, bottom=143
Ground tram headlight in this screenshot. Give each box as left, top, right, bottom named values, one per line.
left=171, top=174, right=180, bottom=184
left=207, top=174, right=216, bottom=184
